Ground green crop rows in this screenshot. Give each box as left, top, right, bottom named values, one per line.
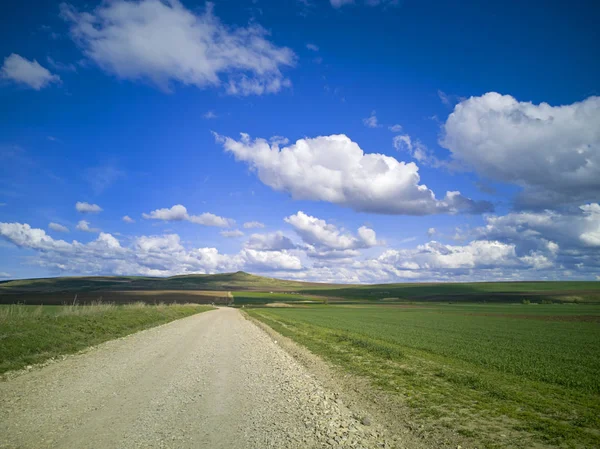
left=248, top=303, right=600, bottom=448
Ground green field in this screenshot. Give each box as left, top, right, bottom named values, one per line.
left=248, top=303, right=600, bottom=449
left=298, top=281, right=600, bottom=303
left=232, top=291, right=324, bottom=305
left=0, top=303, right=214, bottom=374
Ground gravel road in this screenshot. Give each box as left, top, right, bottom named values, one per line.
left=0, top=307, right=391, bottom=449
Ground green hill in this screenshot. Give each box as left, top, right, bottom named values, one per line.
left=0, top=271, right=322, bottom=294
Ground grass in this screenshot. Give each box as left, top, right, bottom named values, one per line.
left=247, top=303, right=600, bottom=449
left=0, top=303, right=214, bottom=374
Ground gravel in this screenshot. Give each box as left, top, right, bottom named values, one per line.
left=0, top=307, right=392, bottom=448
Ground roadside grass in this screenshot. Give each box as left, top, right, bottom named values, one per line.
left=0, top=303, right=214, bottom=374
left=247, top=304, right=600, bottom=449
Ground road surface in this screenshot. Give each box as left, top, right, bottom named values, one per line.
left=0, top=308, right=388, bottom=448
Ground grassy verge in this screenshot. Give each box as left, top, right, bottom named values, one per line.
left=0, top=303, right=214, bottom=374
left=247, top=304, right=600, bottom=449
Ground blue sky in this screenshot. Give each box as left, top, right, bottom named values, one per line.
left=1, top=0, right=599, bottom=282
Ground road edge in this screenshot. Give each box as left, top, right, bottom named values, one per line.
left=240, top=310, right=443, bottom=449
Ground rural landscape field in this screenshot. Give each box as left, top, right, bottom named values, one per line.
left=1, top=272, right=599, bottom=448
left=2, top=0, right=599, bottom=447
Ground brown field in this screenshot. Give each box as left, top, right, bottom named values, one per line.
left=0, top=290, right=233, bottom=306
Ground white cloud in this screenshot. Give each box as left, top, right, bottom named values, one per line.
left=49, top=222, right=69, bottom=233
left=1, top=54, right=60, bottom=90
left=393, top=134, right=438, bottom=166
left=122, top=215, right=135, bottom=223
left=76, top=220, right=100, bottom=233
left=143, top=204, right=187, bottom=221
left=285, top=211, right=381, bottom=250
left=2, top=206, right=599, bottom=281
left=203, top=111, right=217, bottom=119
left=220, top=229, right=244, bottom=238
left=427, top=227, right=436, bottom=237
left=379, top=240, right=519, bottom=270
left=474, top=203, right=600, bottom=250
left=362, top=110, right=381, bottom=128
left=61, top=0, right=295, bottom=95
left=243, top=221, right=265, bottom=229
left=217, top=133, right=492, bottom=215
left=0, top=272, right=11, bottom=278
left=75, top=202, right=102, bottom=213
left=388, top=124, right=402, bottom=132
left=306, top=43, right=319, bottom=51
left=240, top=248, right=302, bottom=271
left=441, top=93, right=600, bottom=208
left=188, top=213, right=232, bottom=227
left=245, top=231, right=297, bottom=251
left=142, top=204, right=233, bottom=227
left=0, top=222, right=300, bottom=276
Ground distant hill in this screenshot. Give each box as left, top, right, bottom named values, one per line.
left=1, top=272, right=599, bottom=304
left=0, top=271, right=328, bottom=294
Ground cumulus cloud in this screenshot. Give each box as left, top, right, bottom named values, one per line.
left=379, top=240, right=519, bottom=271
left=362, top=110, right=381, bottom=128
left=285, top=211, right=381, bottom=250
left=389, top=124, right=402, bottom=132
left=220, top=230, right=244, bottom=238
left=75, top=202, right=102, bottom=213
left=2, top=204, right=598, bottom=281
left=474, top=203, right=600, bottom=250
left=245, top=231, right=297, bottom=251
left=306, top=43, right=319, bottom=51
left=76, top=220, right=100, bottom=233
left=48, top=222, right=69, bottom=233
left=243, top=221, right=265, bottom=229
left=0, top=222, right=301, bottom=276
left=217, top=133, right=492, bottom=215
left=142, top=204, right=233, bottom=227
left=61, top=0, right=295, bottom=95
left=122, top=215, right=135, bottom=223
left=1, top=54, right=60, bottom=90
left=441, top=93, right=600, bottom=208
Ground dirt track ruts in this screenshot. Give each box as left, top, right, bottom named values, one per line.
left=0, top=307, right=392, bottom=448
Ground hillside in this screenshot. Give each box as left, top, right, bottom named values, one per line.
left=0, top=271, right=326, bottom=294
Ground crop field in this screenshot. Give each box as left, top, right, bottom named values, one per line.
left=0, top=303, right=214, bottom=374
left=0, top=290, right=232, bottom=306
left=232, top=291, right=324, bottom=305
left=298, top=281, right=600, bottom=303
left=248, top=303, right=600, bottom=448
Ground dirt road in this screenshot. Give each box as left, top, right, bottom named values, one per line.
left=0, top=308, right=389, bottom=449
